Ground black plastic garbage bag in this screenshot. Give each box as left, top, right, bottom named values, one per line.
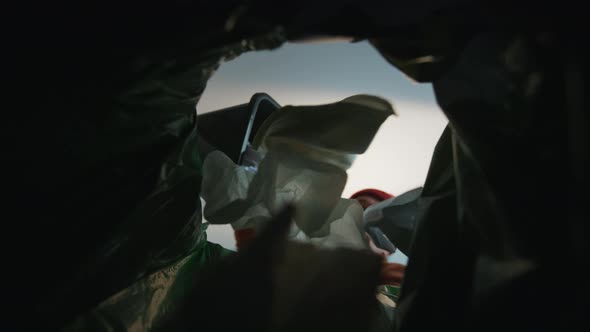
left=10, top=16, right=286, bottom=328
left=7, top=2, right=587, bottom=331
left=63, top=224, right=233, bottom=332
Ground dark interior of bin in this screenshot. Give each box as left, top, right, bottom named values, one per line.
left=8, top=2, right=587, bottom=331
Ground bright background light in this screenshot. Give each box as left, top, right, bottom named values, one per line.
left=198, top=41, right=448, bottom=251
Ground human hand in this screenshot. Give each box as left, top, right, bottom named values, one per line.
left=379, top=262, right=406, bottom=286
left=365, top=232, right=390, bottom=258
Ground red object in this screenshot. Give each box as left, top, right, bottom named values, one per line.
left=234, top=228, right=256, bottom=251
left=350, top=188, right=394, bottom=202
left=379, top=262, right=406, bottom=286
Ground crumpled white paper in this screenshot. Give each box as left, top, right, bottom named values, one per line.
left=200, top=94, right=395, bottom=249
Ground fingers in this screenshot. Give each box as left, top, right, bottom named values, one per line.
left=366, top=232, right=391, bottom=257
left=380, top=262, right=406, bottom=286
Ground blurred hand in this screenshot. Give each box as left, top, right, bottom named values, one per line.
left=380, top=262, right=406, bottom=286
left=364, top=232, right=406, bottom=286
left=365, top=232, right=390, bottom=258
